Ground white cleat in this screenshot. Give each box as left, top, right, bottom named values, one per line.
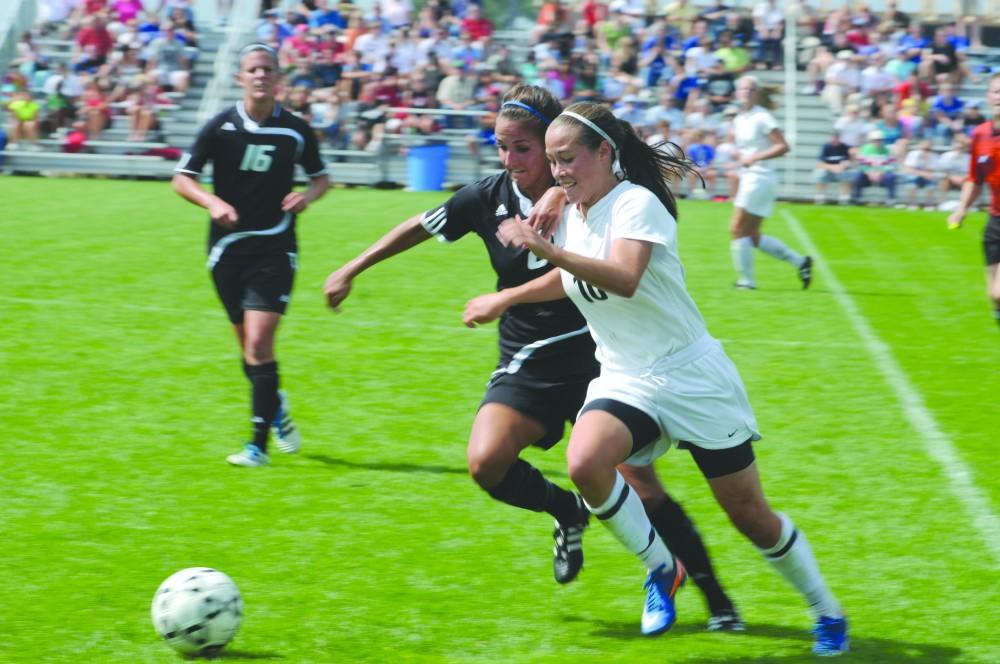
left=272, top=390, right=301, bottom=454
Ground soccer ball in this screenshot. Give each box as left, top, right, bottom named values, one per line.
left=151, top=567, right=243, bottom=656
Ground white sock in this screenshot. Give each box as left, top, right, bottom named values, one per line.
left=730, top=237, right=755, bottom=285
left=760, top=513, right=842, bottom=619
left=586, top=471, right=673, bottom=573
left=758, top=234, right=804, bottom=267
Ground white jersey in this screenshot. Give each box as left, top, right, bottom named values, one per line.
left=734, top=105, right=779, bottom=175
left=560, top=181, right=708, bottom=373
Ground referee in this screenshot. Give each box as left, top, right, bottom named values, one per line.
left=948, top=72, right=1000, bottom=329
left=172, top=43, right=329, bottom=466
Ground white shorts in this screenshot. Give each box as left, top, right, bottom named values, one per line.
left=582, top=334, right=760, bottom=466
left=734, top=171, right=778, bottom=218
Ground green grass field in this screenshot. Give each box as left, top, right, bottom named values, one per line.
left=2, top=176, right=998, bottom=663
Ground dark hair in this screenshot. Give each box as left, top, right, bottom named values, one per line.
left=498, top=84, right=563, bottom=141
left=552, top=101, right=696, bottom=219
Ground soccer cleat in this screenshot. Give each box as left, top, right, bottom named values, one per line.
left=707, top=608, right=746, bottom=632
left=734, top=279, right=757, bottom=290
left=641, top=559, right=686, bottom=636
left=812, top=615, right=849, bottom=656
left=271, top=390, right=300, bottom=454
left=798, top=256, right=813, bottom=290
left=553, top=494, right=589, bottom=584
left=226, top=443, right=269, bottom=467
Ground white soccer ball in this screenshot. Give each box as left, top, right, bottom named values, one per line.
left=151, top=567, right=243, bottom=656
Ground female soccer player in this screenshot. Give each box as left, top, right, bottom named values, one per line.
left=730, top=75, right=813, bottom=290
left=489, top=102, right=848, bottom=654
left=172, top=44, right=330, bottom=466
left=323, top=85, right=743, bottom=630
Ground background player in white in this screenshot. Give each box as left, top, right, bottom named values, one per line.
left=324, top=86, right=743, bottom=630
left=730, top=76, right=813, bottom=290
left=484, top=102, right=848, bottom=654
left=172, top=44, right=329, bottom=466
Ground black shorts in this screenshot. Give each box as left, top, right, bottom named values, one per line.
left=984, top=215, right=1000, bottom=266
left=211, top=251, right=297, bottom=324
left=480, top=372, right=592, bottom=450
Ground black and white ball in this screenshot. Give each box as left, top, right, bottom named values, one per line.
left=151, top=567, right=243, bottom=656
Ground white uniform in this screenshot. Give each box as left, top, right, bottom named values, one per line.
left=733, top=105, right=780, bottom=217
left=561, top=181, right=760, bottom=465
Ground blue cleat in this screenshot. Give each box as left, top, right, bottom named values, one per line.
left=640, top=559, right=686, bottom=636
left=812, top=615, right=849, bottom=656
left=226, top=443, right=269, bottom=467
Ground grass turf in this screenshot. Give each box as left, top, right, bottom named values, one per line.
left=1, top=177, right=998, bottom=662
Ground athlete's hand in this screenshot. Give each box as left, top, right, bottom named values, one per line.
left=527, top=187, right=568, bottom=240
left=463, top=292, right=508, bottom=327
left=282, top=191, right=309, bottom=214
left=947, top=210, right=964, bottom=230
left=323, top=269, right=353, bottom=311
left=208, top=199, right=238, bottom=229
left=498, top=217, right=553, bottom=260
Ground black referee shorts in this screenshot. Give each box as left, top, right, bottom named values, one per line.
left=480, top=372, right=592, bottom=450
left=211, top=251, right=297, bottom=324
left=984, top=215, right=1000, bottom=266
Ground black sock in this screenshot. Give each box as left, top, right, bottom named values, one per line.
left=246, top=361, right=280, bottom=452
left=241, top=359, right=252, bottom=382
left=647, top=494, right=733, bottom=614
left=486, top=459, right=582, bottom=525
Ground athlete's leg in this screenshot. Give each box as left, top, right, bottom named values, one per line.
left=568, top=411, right=673, bottom=571
left=620, top=463, right=738, bottom=620
left=241, top=310, right=282, bottom=452
left=987, top=262, right=1000, bottom=326
left=703, top=459, right=842, bottom=620
left=467, top=403, right=582, bottom=523
left=729, top=207, right=761, bottom=287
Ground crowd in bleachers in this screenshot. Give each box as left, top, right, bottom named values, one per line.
left=2, top=0, right=993, bottom=207
left=2, top=0, right=199, bottom=151
left=801, top=2, right=987, bottom=208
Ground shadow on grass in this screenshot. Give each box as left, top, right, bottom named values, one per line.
left=304, top=453, right=468, bottom=476
left=201, top=650, right=283, bottom=660
left=563, top=616, right=962, bottom=663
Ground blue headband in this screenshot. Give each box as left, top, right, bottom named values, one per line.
left=239, top=43, right=278, bottom=61
left=501, top=101, right=552, bottom=125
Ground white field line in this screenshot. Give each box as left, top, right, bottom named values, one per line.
left=781, top=209, right=1000, bottom=567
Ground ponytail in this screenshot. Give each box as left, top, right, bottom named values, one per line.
left=616, top=121, right=698, bottom=220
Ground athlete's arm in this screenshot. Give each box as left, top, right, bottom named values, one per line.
left=323, top=214, right=432, bottom=310
left=462, top=270, right=564, bottom=327
left=742, top=127, right=790, bottom=167
left=499, top=219, right=652, bottom=298
left=171, top=173, right=238, bottom=229
left=282, top=174, right=330, bottom=214
left=948, top=180, right=982, bottom=229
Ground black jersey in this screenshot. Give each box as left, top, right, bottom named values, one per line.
left=175, top=102, right=326, bottom=263
left=420, top=172, right=599, bottom=383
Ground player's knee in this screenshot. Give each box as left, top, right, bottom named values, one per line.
left=724, top=499, right=774, bottom=544
left=242, top=337, right=274, bottom=364
left=467, top=451, right=507, bottom=489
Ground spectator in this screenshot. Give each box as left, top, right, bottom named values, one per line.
left=894, top=69, right=932, bottom=108
left=898, top=23, right=927, bottom=64
left=146, top=23, right=192, bottom=92
left=460, top=5, right=493, bottom=42
left=931, top=81, right=964, bottom=119
left=79, top=80, right=110, bottom=137
left=686, top=128, right=718, bottom=198
left=5, top=89, right=41, bottom=150
left=883, top=0, right=910, bottom=31
left=813, top=130, right=852, bottom=204
left=919, top=27, right=958, bottom=80
left=962, top=99, right=986, bottom=134
left=612, top=92, right=644, bottom=125
left=42, top=62, right=83, bottom=131
left=834, top=103, right=869, bottom=150
left=902, top=139, right=939, bottom=209
left=804, top=44, right=834, bottom=95
left=860, top=51, right=896, bottom=97
left=644, top=87, right=684, bottom=133
left=821, top=50, right=861, bottom=113
left=74, top=15, right=114, bottom=72
left=852, top=129, right=898, bottom=206
left=875, top=104, right=907, bottom=152
left=713, top=29, right=750, bottom=75
left=751, top=0, right=783, bottom=70
left=435, top=60, right=477, bottom=128
left=937, top=133, right=971, bottom=207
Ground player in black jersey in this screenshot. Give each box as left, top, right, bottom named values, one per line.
left=172, top=44, right=329, bottom=467
left=323, top=85, right=742, bottom=630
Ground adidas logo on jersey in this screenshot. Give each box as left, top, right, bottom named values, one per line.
left=495, top=204, right=508, bottom=217
left=222, top=122, right=237, bottom=131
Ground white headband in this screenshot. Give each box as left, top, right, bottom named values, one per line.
left=560, top=111, right=618, bottom=155
left=559, top=111, right=623, bottom=179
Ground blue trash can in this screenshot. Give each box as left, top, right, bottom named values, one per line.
left=407, top=144, right=449, bottom=191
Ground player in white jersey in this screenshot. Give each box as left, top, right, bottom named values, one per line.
left=483, top=102, right=848, bottom=655
left=730, top=75, right=813, bottom=290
